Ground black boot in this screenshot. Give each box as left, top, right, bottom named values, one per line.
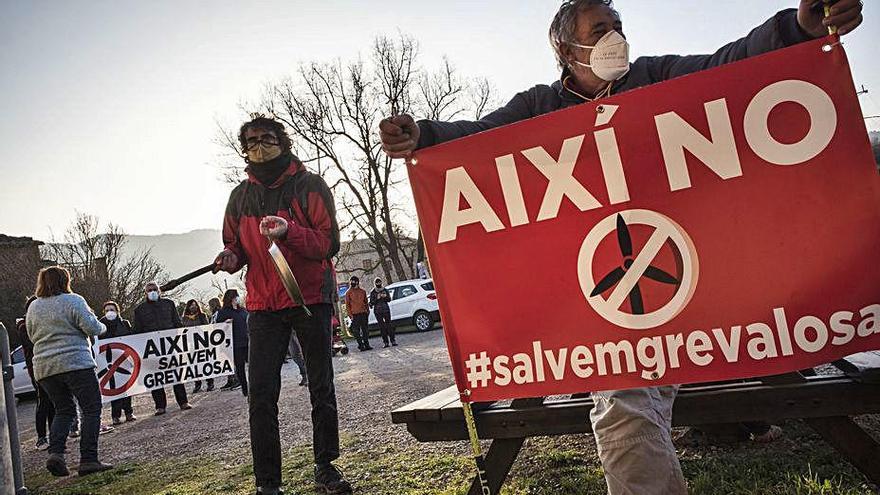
left=315, top=463, right=352, bottom=494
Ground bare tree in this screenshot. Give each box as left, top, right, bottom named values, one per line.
left=217, top=34, right=497, bottom=282
left=43, top=212, right=180, bottom=318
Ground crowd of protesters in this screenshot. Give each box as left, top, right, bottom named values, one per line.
left=13, top=265, right=267, bottom=478
left=14, top=257, right=362, bottom=489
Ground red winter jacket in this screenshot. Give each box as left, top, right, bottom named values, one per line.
left=222, top=157, right=340, bottom=311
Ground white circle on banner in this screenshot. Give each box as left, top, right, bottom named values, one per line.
left=577, top=209, right=699, bottom=330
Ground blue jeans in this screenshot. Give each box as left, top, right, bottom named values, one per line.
left=39, top=368, right=102, bottom=463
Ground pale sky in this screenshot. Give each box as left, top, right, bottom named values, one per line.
left=1, top=1, right=878, bottom=240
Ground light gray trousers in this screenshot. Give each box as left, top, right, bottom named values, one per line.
left=590, top=385, right=687, bottom=495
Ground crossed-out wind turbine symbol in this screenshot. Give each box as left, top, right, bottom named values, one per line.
left=589, top=214, right=681, bottom=314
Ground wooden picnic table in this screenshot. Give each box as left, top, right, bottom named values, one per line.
left=392, top=353, right=880, bottom=494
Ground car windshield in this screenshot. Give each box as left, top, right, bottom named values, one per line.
left=394, top=285, right=418, bottom=300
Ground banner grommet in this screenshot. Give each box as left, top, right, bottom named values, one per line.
left=821, top=41, right=841, bottom=53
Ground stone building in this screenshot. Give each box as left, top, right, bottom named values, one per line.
left=334, top=237, right=420, bottom=286
left=0, top=234, right=112, bottom=349
left=0, top=234, right=45, bottom=348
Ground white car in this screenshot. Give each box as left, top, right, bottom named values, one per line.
left=10, top=346, right=35, bottom=398
left=368, top=279, right=441, bottom=332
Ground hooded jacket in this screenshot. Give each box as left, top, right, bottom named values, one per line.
left=416, top=9, right=812, bottom=148
left=369, top=287, right=391, bottom=314
left=222, top=155, right=340, bottom=311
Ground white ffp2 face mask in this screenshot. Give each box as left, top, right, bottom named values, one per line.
left=147, top=291, right=159, bottom=302
left=569, top=30, right=630, bottom=82
left=105, top=310, right=118, bottom=321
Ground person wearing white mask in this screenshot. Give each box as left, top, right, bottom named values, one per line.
left=379, top=1, right=864, bottom=494
left=132, top=282, right=192, bottom=415
left=98, top=301, right=137, bottom=425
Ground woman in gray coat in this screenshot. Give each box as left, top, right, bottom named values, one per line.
left=26, top=266, right=113, bottom=477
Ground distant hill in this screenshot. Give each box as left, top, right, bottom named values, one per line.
left=124, top=229, right=244, bottom=300
left=122, top=229, right=418, bottom=302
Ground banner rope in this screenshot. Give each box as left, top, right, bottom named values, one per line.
left=414, top=219, right=492, bottom=494
left=462, top=391, right=492, bottom=495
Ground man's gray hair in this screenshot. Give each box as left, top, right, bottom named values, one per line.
left=145, top=280, right=160, bottom=290
left=549, top=0, right=619, bottom=69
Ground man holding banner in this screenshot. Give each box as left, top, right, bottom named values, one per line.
left=133, top=282, right=192, bottom=415
left=380, top=1, right=866, bottom=494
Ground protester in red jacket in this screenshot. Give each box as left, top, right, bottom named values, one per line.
left=215, top=115, right=349, bottom=495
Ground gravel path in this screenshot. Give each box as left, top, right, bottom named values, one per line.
left=15, top=327, right=460, bottom=474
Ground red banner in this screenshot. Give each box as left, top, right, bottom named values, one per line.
left=408, top=38, right=880, bottom=402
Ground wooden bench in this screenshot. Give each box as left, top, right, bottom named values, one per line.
left=392, top=355, right=880, bottom=494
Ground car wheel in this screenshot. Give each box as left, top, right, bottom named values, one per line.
left=414, top=310, right=434, bottom=331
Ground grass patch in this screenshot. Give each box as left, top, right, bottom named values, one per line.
left=24, top=424, right=878, bottom=494
left=25, top=436, right=474, bottom=495
left=681, top=438, right=875, bottom=495
left=27, top=457, right=255, bottom=495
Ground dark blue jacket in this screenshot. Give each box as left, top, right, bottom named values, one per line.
left=417, top=9, right=812, bottom=148
left=133, top=298, right=182, bottom=333
left=216, top=306, right=249, bottom=348
left=99, top=317, right=133, bottom=339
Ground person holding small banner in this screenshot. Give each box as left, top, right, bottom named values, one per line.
left=26, top=266, right=114, bottom=477
left=98, top=301, right=137, bottom=425
left=183, top=299, right=215, bottom=393
left=380, top=1, right=864, bottom=493
left=133, top=282, right=192, bottom=415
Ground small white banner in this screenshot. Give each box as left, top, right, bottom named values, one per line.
left=93, top=322, right=235, bottom=403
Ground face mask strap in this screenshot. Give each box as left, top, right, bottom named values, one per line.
left=568, top=41, right=597, bottom=51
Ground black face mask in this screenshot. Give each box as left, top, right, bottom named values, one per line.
left=249, top=150, right=291, bottom=185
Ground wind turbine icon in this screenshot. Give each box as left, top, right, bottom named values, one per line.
left=589, top=214, right=680, bottom=315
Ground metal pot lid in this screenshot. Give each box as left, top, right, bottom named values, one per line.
left=268, top=242, right=312, bottom=317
